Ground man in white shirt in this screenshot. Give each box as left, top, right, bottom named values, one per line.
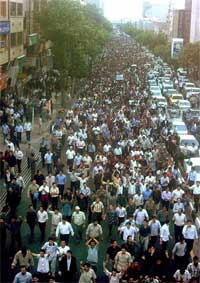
left=119, top=222, right=138, bottom=241
left=173, top=209, right=187, bottom=243
left=24, top=121, right=32, bottom=142
left=35, top=249, right=49, bottom=283
left=172, top=187, right=185, bottom=202
left=57, top=240, right=70, bottom=261
left=160, top=220, right=171, bottom=253
left=134, top=206, right=149, bottom=226
left=37, top=207, right=48, bottom=241
left=66, top=146, right=76, bottom=172
left=182, top=220, right=198, bottom=257
left=190, top=181, right=200, bottom=212
left=44, top=149, right=53, bottom=174
left=56, top=218, right=74, bottom=244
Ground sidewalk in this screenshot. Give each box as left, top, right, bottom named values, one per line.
left=0, top=91, right=72, bottom=211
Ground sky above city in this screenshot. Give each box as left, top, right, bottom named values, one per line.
left=104, top=0, right=185, bottom=21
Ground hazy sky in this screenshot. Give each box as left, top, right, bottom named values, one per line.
left=104, top=0, right=185, bottom=21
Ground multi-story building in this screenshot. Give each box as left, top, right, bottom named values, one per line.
left=172, top=9, right=185, bottom=39
left=0, top=0, right=24, bottom=90
left=190, top=0, right=200, bottom=43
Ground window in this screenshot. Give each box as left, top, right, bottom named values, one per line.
left=0, top=1, right=7, bottom=17
left=17, top=3, right=23, bottom=16
left=17, top=32, right=23, bottom=45
left=10, top=2, right=16, bottom=16
left=0, top=35, right=7, bottom=49
left=11, top=33, right=17, bottom=47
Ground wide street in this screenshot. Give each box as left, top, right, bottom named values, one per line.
left=1, top=1, right=200, bottom=283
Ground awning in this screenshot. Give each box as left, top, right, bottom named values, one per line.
left=17, top=55, right=26, bottom=60
left=28, top=33, right=38, bottom=46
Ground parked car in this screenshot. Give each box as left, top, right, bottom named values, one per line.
left=184, top=109, right=200, bottom=122
left=183, top=157, right=200, bottom=181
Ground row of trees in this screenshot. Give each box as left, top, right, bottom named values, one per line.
left=121, top=23, right=200, bottom=81
left=38, top=0, right=112, bottom=92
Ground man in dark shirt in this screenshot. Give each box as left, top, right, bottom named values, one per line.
left=106, top=240, right=121, bottom=266
left=139, top=220, right=151, bottom=252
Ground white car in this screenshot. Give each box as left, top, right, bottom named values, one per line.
left=183, top=157, right=200, bottom=181
left=178, top=134, right=199, bottom=157
left=153, top=96, right=168, bottom=108
left=175, top=100, right=191, bottom=111
left=171, top=120, right=188, bottom=135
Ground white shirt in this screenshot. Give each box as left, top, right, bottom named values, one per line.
left=134, top=209, right=149, bottom=225
left=37, top=255, right=49, bottom=273
left=66, top=149, right=76, bottom=160
left=56, top=221, right=74, bottom=237
left=39, top=185, right=50, bottom=194
left=190, top=184, right=200, bottom=195
left=14, top=150, right=24, bottom=160
left=57, top=245, right=70, bottom=259
left=24, top=122, right=32, bottom=131
left=48, top=211, right=62, bottom=225
left=115, top=207, right=126, bottom=218
left=103, top=144, right=112, bottom=153
left=173, top=269, right=191, bottom=282
left=37, top=210, right=48, bottom=223
left=160, top=224, right=170, bottom=242
left=173, top=213, right=186, bottom=226
left=172, top=189, right=185, bottom=201
left=120, top=226, right=138, bottom=241
left=182, top=224, right=198, bottom=240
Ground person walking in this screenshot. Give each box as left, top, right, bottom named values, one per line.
left=72, top=206, right=86, bottom=243
left=26, top=205, right=37, bottom=242
left=37, top=207, right=48, bottom=241
left=58, top=250, right=77, bottom=282
left=56, top=218, right=74, bottom=245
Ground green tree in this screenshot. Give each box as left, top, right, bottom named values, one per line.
left=39, top=0, right=112, bottom=95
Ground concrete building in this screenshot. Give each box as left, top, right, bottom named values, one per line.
left=172, top=9, right=185, bottom=39
left=190, top=0, right=200, bottom=43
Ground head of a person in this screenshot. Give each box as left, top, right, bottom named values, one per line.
left=66, top=250, right=72, bottom=259
left=21, top=246, right=27, bottom=257
left=93, top=220, right=98, bottom=226
left=84, top=262, right=91, bottom=272
left=121, top=246, right=127, bottom=254
left=20, top=266, right=27, bottom=275
left=48, top=237, right=54, bottom=246
left=193, top=256, right=199, bottom=266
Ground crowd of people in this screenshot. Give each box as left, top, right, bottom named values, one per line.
left=0, top=33, right=200, bottom=283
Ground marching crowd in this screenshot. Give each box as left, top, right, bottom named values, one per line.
left=0, top=34, right=200, bottom=283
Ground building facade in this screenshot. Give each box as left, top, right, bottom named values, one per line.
left=190, top=0, right=200, bottom=43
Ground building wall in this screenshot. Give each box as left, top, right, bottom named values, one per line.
left=10, top=0, right=24, bottom=61
left=190, top=0, right=200, bottom=43
left=0, top=0, right=9, bottom=65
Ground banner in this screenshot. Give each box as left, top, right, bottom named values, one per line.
left=171, top=38, right=184, bottom=59
left=0, top=22, right=10, bottom=35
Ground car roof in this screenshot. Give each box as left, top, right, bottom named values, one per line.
left=178, top=134, right=197, bottom=140
left=172, top=120, right=186, bottom=125
left=184, top=158, right=200, bottom=165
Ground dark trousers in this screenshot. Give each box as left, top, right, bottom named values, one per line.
left=38, top=272, right=49, bottom=282
left=185, top=239, right=194, bottom=257
left=60, top=234, right=70, bottom=245
left=17, top=132, right=22, bottom=143
left=67, top=159, right=74, bottom=172
left=92, top=212, right=102, bottom=223
left=38, top=222, right=46, bottom=241
left=58, top=184, right=65, bottom=197
left=17, top=159, right=22, bottom=173
left=28, top=224, right=35, bottom=242
left=26, top=131, right=31, bottom=142
left=174, top=225, right=183, bottom=243
left=51, top=197, right=58, bottom=210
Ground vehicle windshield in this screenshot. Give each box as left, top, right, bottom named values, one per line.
left=181, top=139, right=198, bottom=146
left=173, top=96, right=182, bottom=100
left=174, top=125, right=187, bottom=131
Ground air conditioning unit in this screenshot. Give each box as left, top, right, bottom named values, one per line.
left=0, top=41, right=6, bottom=50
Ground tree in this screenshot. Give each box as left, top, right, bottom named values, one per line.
left=38, top=0, right=112, bottom=95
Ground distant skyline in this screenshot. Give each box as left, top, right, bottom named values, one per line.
left=103, top=0, right=185, bottom=22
